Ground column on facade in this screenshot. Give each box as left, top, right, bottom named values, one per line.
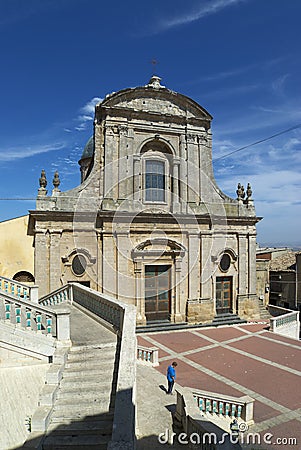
left=49, top=230, right=62, bottom=293
left=118, top=125, right=128, bottom=202
left=238, top=233, right=248, bottom=296
left=179, top=134, right=188, bottom=212
left=248, top=232, right=257, bottom=296
left=34, top=230, right=50, bottom=297
left=186, top=133, right=199, bottom=205
left=172, top=158, right=181, bottom=212
left=96, top=230, right=103, bottom=292
left=102, top=229, right=117, bottom=297
left=200, top=232, right=212, bottom=300
left=104, top=125, right=118, bottom=203
left=116, top=231, right=135, bottom=303
left=174, top=256, right=184, bottom=322
left=134, top=260, right=146, bottom=325
left=133, top=155, right=141, bottom=202
left=188, top=233, right=200, bottom=300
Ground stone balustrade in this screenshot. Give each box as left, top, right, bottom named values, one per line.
left=0, top=292, right=70, bottom=342
left=137, top=345, right=159, bottom=366
left=71, top=283, right=123, bottom=330
left=192, top=389, right=254, bottom=425
left=175, top=386, right=246, bottom=449
left=0, top=275, right=39, bottom=303
left=269, top=305, right=300, bottom=340
left=39, top=284, right=71, bottom=307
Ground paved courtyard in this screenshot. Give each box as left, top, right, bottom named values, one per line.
left=137, top=322, right=301, bottom=448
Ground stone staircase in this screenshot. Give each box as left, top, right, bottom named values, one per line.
left=257, top=299, right=272, bottom=320
left=42, top=343, right=117, bottom=449
left=211, top=313, right=247, bottom=327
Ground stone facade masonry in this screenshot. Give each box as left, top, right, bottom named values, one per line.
left=29, top=76, right=261, bottom=325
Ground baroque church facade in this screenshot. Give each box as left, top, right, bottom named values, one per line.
left=28, top=76, right=261, bottom=326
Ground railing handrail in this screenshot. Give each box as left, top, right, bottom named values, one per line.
left=39, top=284, right=71, bottom=306
left=1, top=290, right=59, bottom=316
left=192, top=388, right=252, bottom=406
left=0, top=274, right=35, bottom=289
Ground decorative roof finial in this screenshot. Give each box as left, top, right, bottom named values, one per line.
left=146, top=75, right=165, bottom=89
left=236, top=183, right=245, bottom=200
left=52, top=170, right=61, bottom=195
left=39, top=169, right=47, bottom=189
left=38, top=169, right=47, bottom=196
left=246, top=182, right=252, bottom=199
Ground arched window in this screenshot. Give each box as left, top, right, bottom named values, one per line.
left=145, top=159, right=165, bottom=202
left=13, top=271, right=35, bottom=283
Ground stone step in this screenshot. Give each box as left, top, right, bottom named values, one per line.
left=49, top=412, right=114, bottom=425
left=58, top=379, right=113, bottom=393
left=136, top=322, right=188, bottom=333
left=47, top=419, right=113, bottom=435
left=62, top=366, right=114, bottom=378
left=211, top=314, right=247, bottom=326
left=54, top=397, right=111, bottom=409
left=57, top=388, right=113, bottom=401
left=51, top=402, right=112, bottom=420
left=67, top=349, right=116, bottom=363
left=43, top=433, right=110, bottom=450
left=65, top=359, right=115, bottom=370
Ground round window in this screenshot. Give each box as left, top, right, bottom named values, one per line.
left=72, top=254, right=87, bottom=276
left=219, top=254, right=231, bottom=272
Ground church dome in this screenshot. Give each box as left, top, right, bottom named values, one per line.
left=81, top=136, right=94, bottom=160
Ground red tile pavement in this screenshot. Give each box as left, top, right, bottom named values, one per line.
left=137, top=336, right=170, bottom=358
left=194, top=326, right=248, bottom=342
left=228, top=336, right=301, bottom=371
left=260, top=331, right=301, bottom=347
left=148, top=331, right=212, bottom=353
left=186, top=346, right=301, bottom=409
left=256, top=419, right=301, bottom=449
left=252, top=400, right=281, bottom=423
left=138, top=326, right=301, bottom=428
left=238, top=323, right=270, bottom=333
left=156, top=359, right=243, bottom=397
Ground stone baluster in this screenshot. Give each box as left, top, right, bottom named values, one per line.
left=5, top=301, right=11, bottom=320
left=212, top=400, right=218, bottom=414
left=15, top=304, right=21, bottom=325
left=219, top=401, right=224, bottom=416
left=36, top=313, right=42, bottom=332
left=225, top=403, right=230, bottom=417
left=26, top=309, right=31, bottom=329
left=231, top=403, right=236, bottom=417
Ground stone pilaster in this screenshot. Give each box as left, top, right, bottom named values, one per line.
left=34, top=230, right=50, bottom=297
left=49, top=230, right=62, bottom=292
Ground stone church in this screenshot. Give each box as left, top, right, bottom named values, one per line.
left=28, top=76, right=261, bottom=326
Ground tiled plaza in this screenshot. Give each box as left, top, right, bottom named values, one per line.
left=138, top=323, right=301, bottom=448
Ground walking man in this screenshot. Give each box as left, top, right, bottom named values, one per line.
left=166, top=361, right=177, bottom=394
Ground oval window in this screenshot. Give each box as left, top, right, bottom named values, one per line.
left=220, top=254, right=231, bottom=272
left=72, top=254, right=87, bottom=276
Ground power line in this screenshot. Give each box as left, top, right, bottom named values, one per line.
left=213, top=123, right=301, bottom=163
left=0, top=124, right=301, bottom=202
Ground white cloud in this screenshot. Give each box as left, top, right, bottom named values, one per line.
left=0, top=142, right=66, bottom=162
left=158, top=0, right=247, bottom=32
left=75, top=97, right=103, bottom=132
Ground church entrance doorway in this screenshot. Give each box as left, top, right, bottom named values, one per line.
left=145, top=265, right=171, bottom=322
left=216, top=276, right=232, bottom=315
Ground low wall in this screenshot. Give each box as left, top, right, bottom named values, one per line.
left=268, top=305, right=300, bottom=340
left=71, top=283, right=137, bottom=450
left=0, top=363, right=48, bottom=450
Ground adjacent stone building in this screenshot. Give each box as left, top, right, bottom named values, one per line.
left=28, top=76, right=261, bottom=325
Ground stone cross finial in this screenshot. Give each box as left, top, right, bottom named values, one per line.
left=39, top=170, right=47, bottom=188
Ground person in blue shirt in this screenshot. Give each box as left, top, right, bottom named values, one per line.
left=166, top=361, right=178, bottom=394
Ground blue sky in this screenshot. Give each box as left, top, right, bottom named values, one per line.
left=0, top=0, right=300, bottom=247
